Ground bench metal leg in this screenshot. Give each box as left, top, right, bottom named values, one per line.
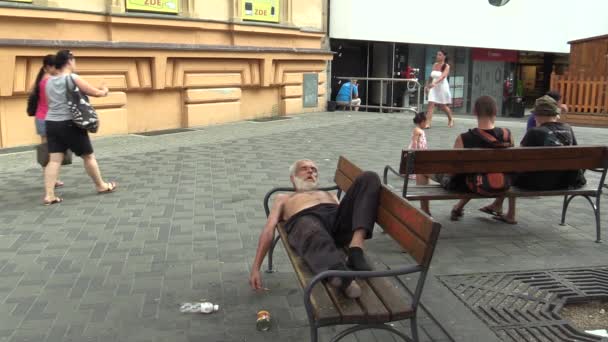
left=595, top=195, right=602, bottom=243
left=560, top=194, right=602, bottom=243
left=410, top=315, right=419, bottom=342
left=591, top=194, right=602, bottom=243
left=560, top=195, right=574, bottom=226
left=266, top=235, right=281, bottom=273
left=310, top=325, right=318, bottom=342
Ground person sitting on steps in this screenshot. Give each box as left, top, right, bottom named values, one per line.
left=249, top=159, right=381, bottom=299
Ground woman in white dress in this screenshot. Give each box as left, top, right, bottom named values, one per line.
left=425, top=49, right=454, bottom=128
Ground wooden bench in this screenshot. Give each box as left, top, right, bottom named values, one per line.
left=383, top=145, right=608, bottom=242
left=263, top=156, right=441, bottom=342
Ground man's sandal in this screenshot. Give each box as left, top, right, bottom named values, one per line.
left=450, top=208, right=464, bottom=221
left=479, top=206, right=502, bottom=217
left=492, top=215, right=517, bottom=225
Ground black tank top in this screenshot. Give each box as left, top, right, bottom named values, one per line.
left=460, top=128, right=510, bottom=148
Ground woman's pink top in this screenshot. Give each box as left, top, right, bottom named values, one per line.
left=34, top=77, right=49, bottom=120
left=408, top=129, right=428, bottom=150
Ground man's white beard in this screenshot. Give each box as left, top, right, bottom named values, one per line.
left=294, top=176, right=319, bottom=191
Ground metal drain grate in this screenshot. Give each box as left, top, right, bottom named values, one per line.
left=440, top=266, right=608, bottom=342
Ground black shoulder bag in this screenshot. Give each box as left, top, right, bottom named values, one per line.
left=26, top=90, right=39, bottom=116
left=65, top=75, right=99, bottom=133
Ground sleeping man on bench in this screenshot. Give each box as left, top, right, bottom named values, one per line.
left=249, top=159, right=381, bottom=299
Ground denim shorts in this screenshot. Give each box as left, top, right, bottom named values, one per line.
left=35, top=118, right=46, bottom=136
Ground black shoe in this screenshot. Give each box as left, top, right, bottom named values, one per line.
left=347, top=247, right=373, bottom=271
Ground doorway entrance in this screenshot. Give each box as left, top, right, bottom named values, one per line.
left=471, top=61, right=504, bottom=113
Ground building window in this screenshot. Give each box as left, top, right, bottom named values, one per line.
left=242, top=0, right=280, bottom=23
left=125, top=0, right=179, bottom=14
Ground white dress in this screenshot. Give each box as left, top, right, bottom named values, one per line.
left=428, top=70, right=452, bottom=104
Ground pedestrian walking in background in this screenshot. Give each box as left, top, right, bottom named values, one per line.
left=425, top=49, right=454, bottom=128
left=31, top=54, right=64, bottom=188
left=42, top=49, right=117, bottom=205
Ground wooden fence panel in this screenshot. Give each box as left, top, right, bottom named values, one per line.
left=551, top=72, right=608, bottom=114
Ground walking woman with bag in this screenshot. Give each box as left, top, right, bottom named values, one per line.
left=43, top=49, right=117, bottom=205
left=29, top=54, right=64, bottom=188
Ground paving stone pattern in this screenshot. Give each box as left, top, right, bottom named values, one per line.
left=1, top=112, right=608, bottom=342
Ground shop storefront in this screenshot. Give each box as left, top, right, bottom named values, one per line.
left=330, top=40, right=569, bottom=116
left=330, top=40, right=473, bottom=114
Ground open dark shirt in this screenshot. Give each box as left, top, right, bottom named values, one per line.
left=516, top=122, right=585, bottom=190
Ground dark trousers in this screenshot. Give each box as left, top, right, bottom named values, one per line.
left=285, top=171, right=381, bottom=274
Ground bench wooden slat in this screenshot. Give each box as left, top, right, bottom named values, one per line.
left=410, top=159, right=603, bottom=175
left=324, top=281, right=366, bottom=323
left=356, top=279, right=391, bottom=323
left=400, top=146, right=608, bottom=174
left=379, top=187, right=433, bottom=243
left=377, top=206, right=427, bottom=265
left=337, top=156, right=363, bottom=188
left=401, top=184, right=598, bottom=201
left=334, top=169, right=353, bottom=194
left=276, top=223, right=341, bottom=325
left=367, top=276, right=414, bottom=322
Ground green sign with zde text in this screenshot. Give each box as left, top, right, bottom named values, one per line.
left=242, top=0, right=280, bottom=23
left=126, top=0, right=178, bottom=14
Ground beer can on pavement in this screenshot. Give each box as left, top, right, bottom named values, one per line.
left=256, top=310, right=271, bottom=331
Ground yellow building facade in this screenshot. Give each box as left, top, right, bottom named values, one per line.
left=0, top=0, right=330, bottom=148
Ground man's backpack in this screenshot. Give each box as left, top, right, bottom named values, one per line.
left=465, top=128, right=513, bottom=196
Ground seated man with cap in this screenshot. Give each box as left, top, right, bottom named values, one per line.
left=489, top=95, right=586, bottom=223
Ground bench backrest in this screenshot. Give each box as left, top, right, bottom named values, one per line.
left=399, top=145, right=608, bottom=175
left=334, top=156, right=441, bottom=267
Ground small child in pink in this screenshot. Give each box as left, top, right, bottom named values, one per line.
left=407, top=112, right=428, bottom=179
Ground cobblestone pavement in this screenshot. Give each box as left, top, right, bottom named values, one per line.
left=1, top=112, right=608, bottom=342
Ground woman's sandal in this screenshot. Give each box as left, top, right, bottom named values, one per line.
left=450, top=208, right=464, bottom=221
left=43, top=197, right=63, bottom=206
left=98, top=181, right=118, bottom=194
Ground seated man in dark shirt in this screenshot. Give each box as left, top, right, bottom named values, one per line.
left=490, top=95, right=586, bottom=223
left=517, top=95, right=586, bottom=190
